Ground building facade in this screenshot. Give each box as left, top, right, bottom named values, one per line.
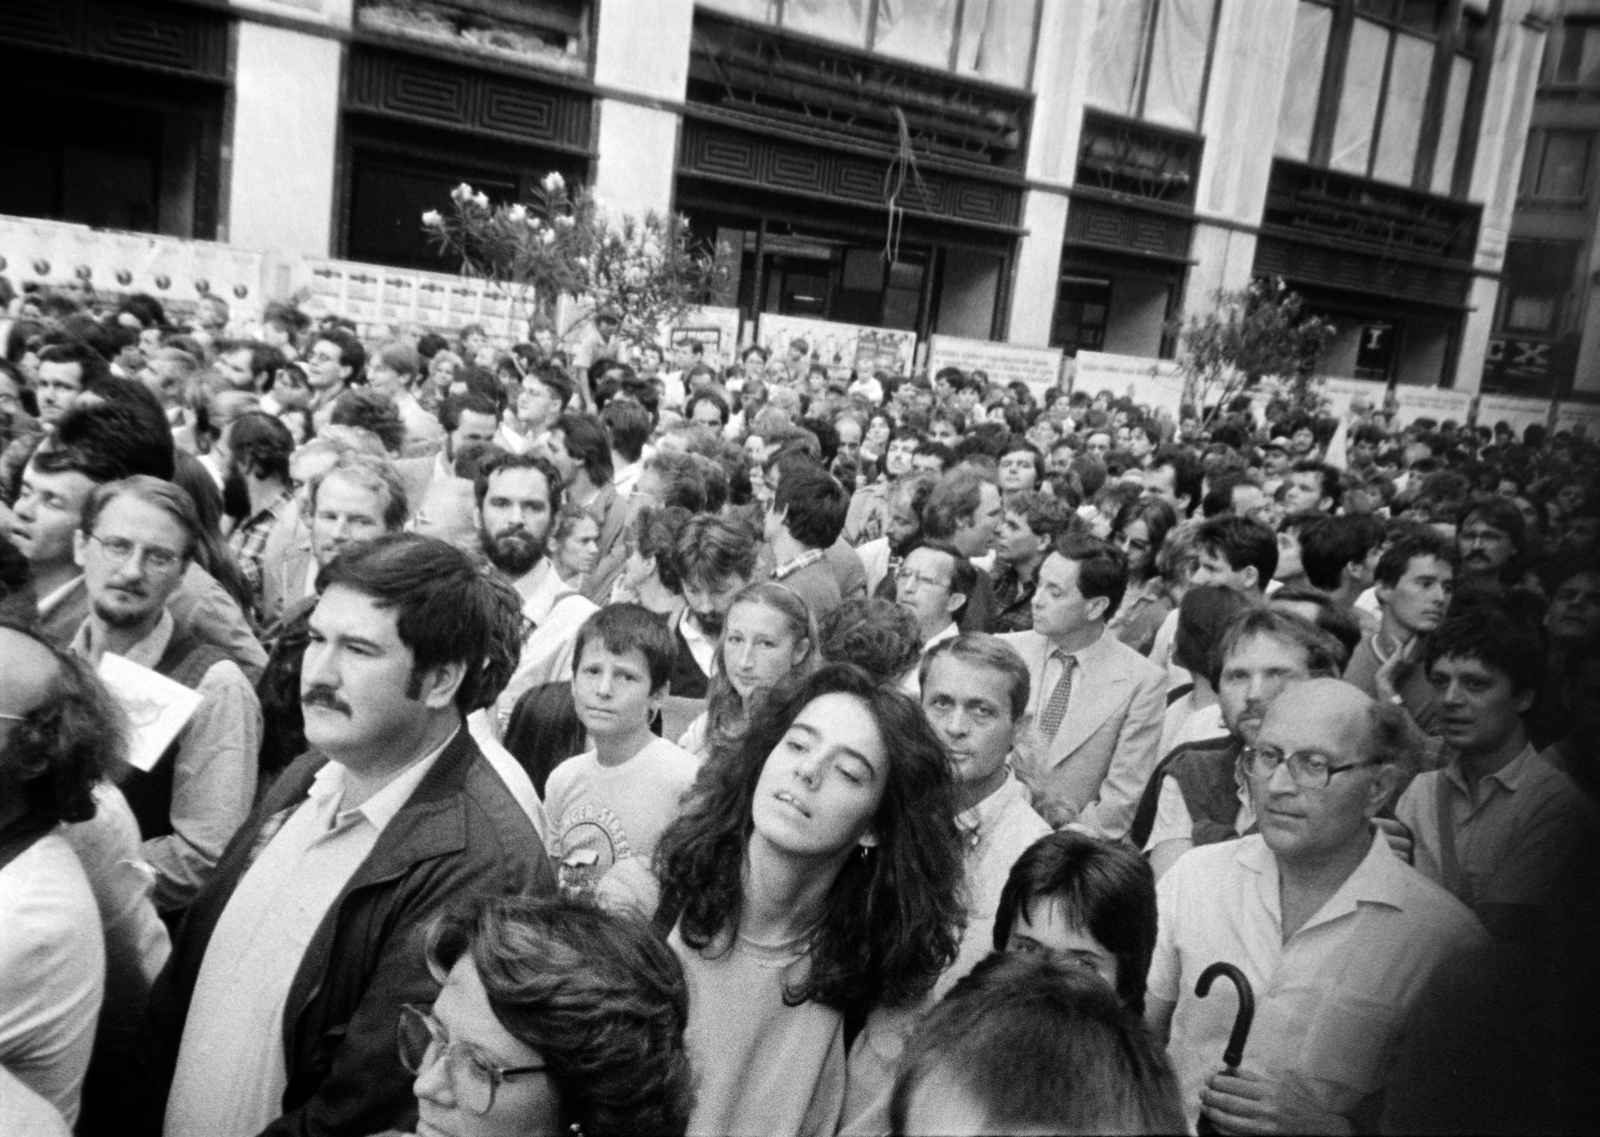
left=0, top=0, right=1553, bottom=393
left=1492, top=0, right=1600, bottom=398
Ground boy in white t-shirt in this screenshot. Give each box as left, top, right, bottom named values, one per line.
left=544, top=603, right=700, bottom=912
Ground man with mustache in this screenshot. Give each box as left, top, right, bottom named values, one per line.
left=1454, top=498, right=1529, bottom=596
left=137, top=535, right=552, bottom=1137
left=481, top=451, right=598, bottom=734
left=1132, top=608, right=1345, bottom=880
left=1343, top=529, right=1457, bottom=737
left=667, top=511, right=760, bottom=699
left=67, top=477, right=261, bottom=915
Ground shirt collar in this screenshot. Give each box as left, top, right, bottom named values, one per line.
left=1238, top=828, right=1406, bottom=934
left=245, top=488, right=294, bottom=528
left=955, top=770, right=1029, bottom=848
left=311, top=727, right=458, bottom=833
left=773, top=548, right=826, bottom=579
left=1446, top=743, right=1540, bottom=796
left=37, top=574, right=85, bottom=620
left=922, top=621, right=960, bottom=654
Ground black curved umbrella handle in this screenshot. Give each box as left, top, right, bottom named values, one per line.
left=1195, top=961, right=1255, bottom=1070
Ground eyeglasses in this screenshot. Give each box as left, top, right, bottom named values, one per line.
left=1241, top=745, right=1372, bottom=790
left=895, top=566, right=950, bottom=593
left=89, top=534, right=184, bottom=573
left=396, top=1004, right=547, bottom=1115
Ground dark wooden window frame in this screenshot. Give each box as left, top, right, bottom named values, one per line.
left=1304, top=0, right=1499, bottom=199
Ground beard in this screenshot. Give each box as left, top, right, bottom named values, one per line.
left=92, top=590, right=157, bottom=629
left=480, top=522, right=547, bottom=577
left=690, top=606, right=726, bottom=638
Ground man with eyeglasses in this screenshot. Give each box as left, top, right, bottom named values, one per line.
left=1131, top=607, right=1346, bottom=880
left=895, top=542, right=973, bottom=697
left=67, top=477, right=261, bottom=916
left=1146, top=678, right=1486, bottom=1134
left=304, top=328, right=365, bottom=435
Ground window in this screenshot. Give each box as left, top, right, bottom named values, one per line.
left=697, top=0, right=1042, bottom=87
left=1085, top=0, right=1222, bottom=132
left=1547, top=19, right=1600, bottom=86
left=1520, top=131, right=1593, bottom=201
left=1496, top=240, right=1580, bottom=335
left=1286, top=0, right=1490, bottom=196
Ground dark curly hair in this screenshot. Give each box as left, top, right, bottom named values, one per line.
left=819, top=597, right=923, bottom=681
left=0, top=622, right=127, bottom=824
left=654, top=663, right=965, bottom=1013
left=426, top=895, right=694, bottom=1137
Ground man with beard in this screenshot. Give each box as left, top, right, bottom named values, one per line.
left=480, top=451, right=597, bottom=734
left=1131, top=608, right=1344, bottom=880
left=667, top=512, right=761, bottom=699
left=67, top=477, right=261, bottom=915
left=1344, top=530, right=1456, bottom=737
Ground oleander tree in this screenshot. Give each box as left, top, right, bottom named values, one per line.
left=1168, top=278, right=1336, bottom=425
left=423, top=172, right=730, bottom=345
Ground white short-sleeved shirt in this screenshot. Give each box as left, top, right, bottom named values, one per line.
left=543, top=738, right=699, bottom=909
left=1149, top=832, right=1486, bottom=1130
left=0, top=833, right=105, bottom=1127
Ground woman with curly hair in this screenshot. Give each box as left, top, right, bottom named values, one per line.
left=399, top=895, right=694, bottom=1137
left=677, top=582, right=819, bottom=758
left=653, top=663, right=964, bottom=1137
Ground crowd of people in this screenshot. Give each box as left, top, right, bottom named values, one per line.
left=0, top=279, right=1596, bottom=1136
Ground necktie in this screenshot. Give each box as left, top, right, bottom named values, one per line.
left=1038, top=651, right=1076, bottom=740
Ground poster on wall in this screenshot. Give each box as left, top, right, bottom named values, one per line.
left=667, top=306, right=742, bottom=369
left=926, top=335, right=1065, bottom=400
left=756, top=313, right=917, bottom=378
left=1072, top=351, right=1188, bottom=419
left=1391, top=386, right=1473, bottom=427
left=1320, top=377, right=1390, bottom=419
left=1554, top=400, right=1600, bottom=439
left=0, top=213, right=266, bottom=325
left=1474, top=394, right=1552, bottom=436
left=291, top=258, right=522, bottom=343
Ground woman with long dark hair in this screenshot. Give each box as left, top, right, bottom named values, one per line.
left=1109, top=494, right=1178, bottom=655
left=654, top=664, right=964, bottom=1137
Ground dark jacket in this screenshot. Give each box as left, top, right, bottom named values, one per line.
left=130, top=728, right=553, bottom=1137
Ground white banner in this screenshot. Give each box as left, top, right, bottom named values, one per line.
left=1474, top=393, right=1552, bottom=436
left=0, top=213, right=266, bottom=323
left=290, top=258, right=524, bottom=344
left=667, top=306, right=742, bottom=369
left=1072, top=351, right=1188, bottom=418
left=1554, top=400, right=1600, bottom=439
left=756, top=313, right=917, bottom=378
left=1391, top=385, right=1474, bottom=427
left=1321, top=377, right=1390, bottom=419
left=926, top=335, right=1065, bottom=399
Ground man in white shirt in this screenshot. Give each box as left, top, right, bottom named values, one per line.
left=363, top=342, right=444, bottom=456
left=1147, top=679, right=1486, bottom=1133
left=0, top=627, right=109, bottom=1127
left=920, top=635, right=1050, bottom=995
left=479, top=452, right=598, bottom=732
left=140, top=534, right=553, bottom=1137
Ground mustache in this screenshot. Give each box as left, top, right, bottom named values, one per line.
left=302, top=685, right=352, bottom=715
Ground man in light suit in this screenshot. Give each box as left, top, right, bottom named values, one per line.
left=1000, top=533, right=1164, bottom=839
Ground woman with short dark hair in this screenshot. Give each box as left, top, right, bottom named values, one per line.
left=403, top=895, right=694, bottom=1137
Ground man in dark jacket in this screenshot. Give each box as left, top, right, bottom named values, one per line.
left=131, top=534, right=553, bottom=1136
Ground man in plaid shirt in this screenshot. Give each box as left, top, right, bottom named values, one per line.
left=224, top=412, right=297, bottom=622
